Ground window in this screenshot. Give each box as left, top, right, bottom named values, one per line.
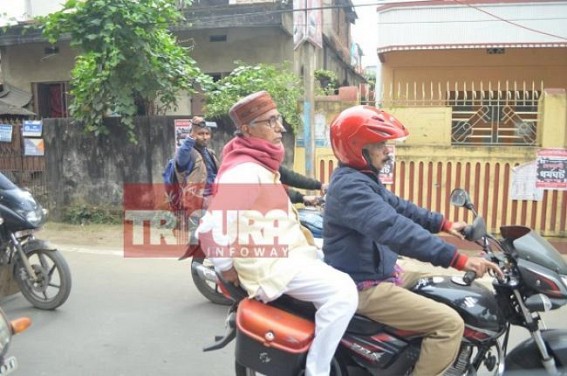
left=449, top=90, right=540, bottom=146
left=33, top=82, right=70, bottom=118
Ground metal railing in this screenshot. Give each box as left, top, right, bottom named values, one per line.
left=379, top=80, right=543, bottom=146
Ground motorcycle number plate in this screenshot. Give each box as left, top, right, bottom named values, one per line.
left=0, top=356, right=18, bottom=376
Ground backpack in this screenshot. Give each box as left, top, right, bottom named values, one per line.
left=163, top=159, right=183, bottom=212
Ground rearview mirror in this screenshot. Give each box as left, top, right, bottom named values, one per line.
left=467, top=216, right=487, bottom=241
left=450, top=189, right=469, bottom=208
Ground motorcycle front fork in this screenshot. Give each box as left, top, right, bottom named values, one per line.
left=513, top=289, right=559, bottom=375
left=10, top=233, right=38, bottom=281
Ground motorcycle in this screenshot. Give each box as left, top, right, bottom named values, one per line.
left=190, top=203, right=324, bottom=306
left=198, top=188, right=567, bottom=375
left=0, top=172, right=72, bottom=310
left=0, top=307, right=31, bottom=375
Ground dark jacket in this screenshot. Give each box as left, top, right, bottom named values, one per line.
left=279, top=166, right=322, bottom=204
left=323, top=166, right=459, bottom=284
left=175, top=137, right=219, bottom=197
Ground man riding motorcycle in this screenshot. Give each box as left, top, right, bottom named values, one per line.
left=323, top=105, right=503, bottom=376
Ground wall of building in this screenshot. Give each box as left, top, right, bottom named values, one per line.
left=1, top=42, right=75, bottom=92
left=41, top=115, right=297, bottom=219
left=178, top=27, right=293, bottom=74
left=380, top=48, right=567, bottom=95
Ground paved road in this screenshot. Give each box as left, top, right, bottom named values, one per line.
left=1, top=245, right=566, bottom=376
left=1, top=247, right=235, bottom=376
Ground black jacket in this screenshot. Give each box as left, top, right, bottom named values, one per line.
left=279, top=166, right=322, bottom=203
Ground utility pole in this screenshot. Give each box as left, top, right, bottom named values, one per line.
left=301, top=0, right=316, bottom=179
left=303, top=41, right=316, bottom=179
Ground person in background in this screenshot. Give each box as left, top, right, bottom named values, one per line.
left=175, top=116, right=219, bottom=201
left=175, top=116, right=219, bottom=259
left=198, top=91, right=357, bottom=376
left=323, top=105, right=503, bottom=376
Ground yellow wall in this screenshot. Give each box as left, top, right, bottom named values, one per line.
left=539, top=89, right=567, bottom=148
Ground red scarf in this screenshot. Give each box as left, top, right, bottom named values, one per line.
left=218, top=136, right=285, bottom=179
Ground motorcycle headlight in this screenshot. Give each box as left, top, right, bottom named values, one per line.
left=25, top=209, right=44, bottom=226
left=0, top=310, right=12, bottom=357
left=16, top=207, right=45, bottom=227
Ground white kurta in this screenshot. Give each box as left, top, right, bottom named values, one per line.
left=198, top=161, right=319, bottom=300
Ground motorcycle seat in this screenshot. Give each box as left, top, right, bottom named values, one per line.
left=268, top=295, right=387, bottom=336
left=220, top=279, right=388, bottom=336
left=346, top=314, right=386, bottom=335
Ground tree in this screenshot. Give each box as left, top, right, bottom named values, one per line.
left=39, top=0, right=209, bottom=142
left=204, top=61, right=303, bottom=133
left=314, top=69, right=339, bottom=95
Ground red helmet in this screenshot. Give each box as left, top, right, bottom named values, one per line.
left=330, top=105, right=409, bottom=169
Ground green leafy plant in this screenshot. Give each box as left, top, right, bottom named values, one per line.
left=203, top=61, right=303, bottom=133
left=38, top=0, right=210, bottom=143
left=314, top=69, right=339, bottom=95
left=63, top=204, right=123, bottom=225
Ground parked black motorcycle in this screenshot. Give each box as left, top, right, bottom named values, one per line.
left=199, top=188, right=567, bottom=375
left=0, top=173, right=72, bottom=310
left=0, top=307, right=31, bottom=375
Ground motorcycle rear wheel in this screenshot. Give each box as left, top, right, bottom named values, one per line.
left=14, top=249, right=72, bottom=310
left=191, top=257, right=232, bottom=306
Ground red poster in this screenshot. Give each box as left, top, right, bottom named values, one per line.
left=535, top=148, right=567, bottom=190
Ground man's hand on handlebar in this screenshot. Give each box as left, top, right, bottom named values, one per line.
left=447, top=221, right=467, bottom=240
left=464, top=257, right=504, bottom=279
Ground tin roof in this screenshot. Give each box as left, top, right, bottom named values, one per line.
left=0, top=84, right=35, bottom=115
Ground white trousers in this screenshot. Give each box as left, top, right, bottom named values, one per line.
left=259, top=261, right=358, bottom=376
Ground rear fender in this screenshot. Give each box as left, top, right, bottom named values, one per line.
left=506, top=329, right=567, bottom=368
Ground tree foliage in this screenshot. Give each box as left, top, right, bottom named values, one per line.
left=203, top=61, right=303, bottom=133
left=39, top=0, right=209, bottom=142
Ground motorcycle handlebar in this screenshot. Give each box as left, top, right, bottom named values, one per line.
left=463, top=270, right=477, bottom=285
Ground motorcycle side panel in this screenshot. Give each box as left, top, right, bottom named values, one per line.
left=340, top=332, right=417, bottom=375
left=410, top=276, right=506, bottom=333
left=506, top=329, right=567, bottom=369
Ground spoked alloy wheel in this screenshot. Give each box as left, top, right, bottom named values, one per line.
left=14, top=249, right=72, bottom=310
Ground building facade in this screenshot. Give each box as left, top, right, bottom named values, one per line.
left=0, top=0, right=365, bottom=117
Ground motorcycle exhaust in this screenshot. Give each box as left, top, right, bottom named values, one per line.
left=191, top=262, right=219, bottom=284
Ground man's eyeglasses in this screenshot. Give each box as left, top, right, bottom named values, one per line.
left=252, top=114, right=284, bottom=129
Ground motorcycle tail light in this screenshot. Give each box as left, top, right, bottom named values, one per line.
left=10, top=317, right=31, bottom=335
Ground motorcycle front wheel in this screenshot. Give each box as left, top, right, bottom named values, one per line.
left=505, top=354, right=565, bottom=375
left=14, top=249, right=72, bottom=310
left=191, top=257, right=232, bottom=306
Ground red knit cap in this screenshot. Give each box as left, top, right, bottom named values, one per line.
left=229, top=91, right=277, bottom=129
